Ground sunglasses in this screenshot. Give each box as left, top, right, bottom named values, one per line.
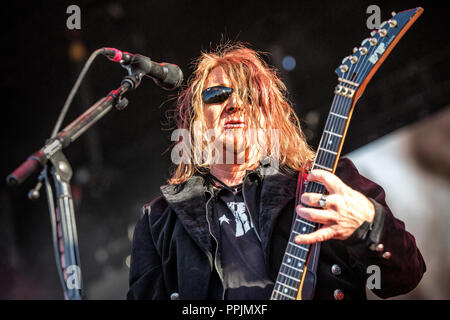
left=202, top=86, right=233, bottom=104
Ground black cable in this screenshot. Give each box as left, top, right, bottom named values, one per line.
left=50, top=48, right=104, bottom=138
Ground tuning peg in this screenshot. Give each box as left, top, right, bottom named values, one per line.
left=388, top=19, right=397, bottom=27
left=370, top=30, right=377, bottom=37
left=391, top=11, right=396, bottom=17
left=350, top=56, right=358, bottom=64
left=359, top=47, right=368, bottom=55
left=353, top=47, right=358, bottom=54
left=361, top=38, right=371, bottom=46
left=339, top=64, right=349, bottom=73
left=341, top=56, right=350, bottom=64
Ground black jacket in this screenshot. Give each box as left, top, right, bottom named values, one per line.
left=127, top=158, right=426, bottom=300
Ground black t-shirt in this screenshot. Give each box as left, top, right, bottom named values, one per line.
left=212, top=181, right=274, bottom=299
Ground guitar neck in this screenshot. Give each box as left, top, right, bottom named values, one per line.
left=270, top=90, right=354, bottom=300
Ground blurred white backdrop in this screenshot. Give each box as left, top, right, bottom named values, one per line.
left=347, top=106, right=450, bottom=299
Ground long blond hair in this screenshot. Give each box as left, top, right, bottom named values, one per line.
left=167, top=43, right=314, bottom=184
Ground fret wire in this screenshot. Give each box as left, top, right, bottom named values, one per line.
left=312, top=163, right=331, bottom=170
left=319, top=147, right=338, bottom=155
left=325, top=116, right=346, bottom=138
left=324, top=130, right=342, bottom=137
left=276, top=281, right=299, bottom=292
left=282, top=248, right=306, bottom=268
left=289, top=241, right=308, bottom=252
left=296, top=218, right=314, bottom=229
left=275, top=271, right=301, bottom=286
left=285, top=252, right=306, bottom=262
left=276, top=272, right=301, bottom=288
left=282, top=246, right=307, bottom=268
left=283, top=245, right=308, bottom=267
left=316, top=149, right=336, bottom=168
left=282, top=256, right=306, bottom=269
left=321, top=132, right=341, bottom=152
left=279, top=271, right=301, bottom=282
left=278, top=269, right=302, bottom=284
left=273, top=282, right=298, bottom=299
left=294, top=218, right=315, bottom=228
left=320, top=132, right=341, bottom=152
left=276, top=267, right=302, bottom=285
left=286, top=243, right=309, bottom=264
left=272, top=289, right=296, bottom=300
left=282, top=262, right=304, bottom=273
left=329, top=111, right=347, bottom=119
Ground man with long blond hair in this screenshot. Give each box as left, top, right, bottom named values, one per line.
left=127, top=43, right=425, bottom=300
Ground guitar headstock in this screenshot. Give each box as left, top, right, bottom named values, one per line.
left=334, top=7, right=423, bottom=102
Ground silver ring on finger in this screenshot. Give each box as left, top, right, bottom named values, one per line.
left=318, top=194, right=328, bottom=208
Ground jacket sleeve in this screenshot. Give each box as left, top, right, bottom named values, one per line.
left=337, top=157, right=426, bottom=298
left=127, top=201, right=168, bottom=300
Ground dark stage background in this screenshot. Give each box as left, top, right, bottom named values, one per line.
left=1, top=1, right=449, bottom=299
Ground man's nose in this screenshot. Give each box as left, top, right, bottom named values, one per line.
left=224, top=96, right=243, bottom=114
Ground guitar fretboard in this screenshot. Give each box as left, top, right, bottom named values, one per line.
left=270, top=90, right=353, bottom=300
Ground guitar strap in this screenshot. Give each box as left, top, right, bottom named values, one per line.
left=294, top=168, right=321, bottom=300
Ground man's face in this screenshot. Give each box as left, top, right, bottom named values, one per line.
left=202, top=66, right=247, bottom=161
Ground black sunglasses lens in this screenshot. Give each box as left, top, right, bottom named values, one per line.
left=202, top=86, right=233, bottom=104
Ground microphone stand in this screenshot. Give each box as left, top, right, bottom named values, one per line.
left=7, top=67, right=145, bottom=300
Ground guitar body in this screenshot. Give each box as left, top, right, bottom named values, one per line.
left=271, top=7, right=424, bottom=300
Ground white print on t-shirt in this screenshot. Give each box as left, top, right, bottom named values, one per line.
left=219, top=214, right=230, bottom=225
left=226, top=202, right=254, bottom=237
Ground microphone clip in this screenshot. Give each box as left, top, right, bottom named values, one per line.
left=106, top=87, right=129, bottom=111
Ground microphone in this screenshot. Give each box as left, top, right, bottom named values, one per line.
left=101, top=47, right=183, bottom=90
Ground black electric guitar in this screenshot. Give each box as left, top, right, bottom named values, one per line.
left=271, top=7, right=424, bottom=300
